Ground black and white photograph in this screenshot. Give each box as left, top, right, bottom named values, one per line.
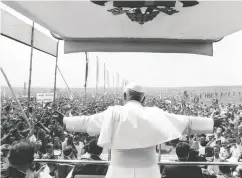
left=1, top=1, right=242, bottom=178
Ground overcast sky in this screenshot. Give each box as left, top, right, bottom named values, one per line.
left=1, top=3, right=242, bottom=88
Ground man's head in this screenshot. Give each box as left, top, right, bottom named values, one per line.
left=87, top=138, right=103, bottom=156
left=200, top=136, right=207, bottom=147
left=221, top=140, right=228, bottom=148
left=123, top=83, right=145, bottom=103
left=63, top=146, right=73, bottom=158
left=176, top=142, right=190, bottom=161
left=46, top=143, right=53, bottom=154
left=207, top=134, right=214, bottom=141
left=216, top=128, right=223, bottom=137
left=213, top=146, right=220, bottom=158
left=8, top=140, right=35, bottom=167
left=1, top=144, right=11, bottom=157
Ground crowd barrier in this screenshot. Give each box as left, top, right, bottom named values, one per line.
left=34, top=159, right=242, bottom=166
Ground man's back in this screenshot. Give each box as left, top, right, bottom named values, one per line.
left=161, top=165, right=204, bottom=178
left=72, top=155, right=108, bottom=176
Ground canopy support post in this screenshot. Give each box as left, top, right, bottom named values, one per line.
left=27, top=22, right=34, bottom=117
left=53, top=40, right=59, bottom=109
left=0, top=67, right=31, bottom=128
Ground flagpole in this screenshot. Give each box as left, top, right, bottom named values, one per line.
left=0, top=67, right=31, bottom=127
left=84, top=52, right=88, bottom=106
left=57, top=65, right=81, bottom=112
left=27, top=22, right=34, bottom=117
left=95, top=56, right=99, bottom=102
left=104, top=63, right=106, bottom=93
left=53, top=40, right=59, bottom=109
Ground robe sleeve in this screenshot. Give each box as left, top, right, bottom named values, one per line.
left=63, top=108, right=111, bottom=135
left=164, top=112, right=214, bottom=135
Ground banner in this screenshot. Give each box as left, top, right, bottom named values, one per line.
left=112, top=73, right=115, bottom=88
left=104, top=63, right=106, bottom=89
left=36, top=93, right=54, bottom=103
left=84, top=52, right=89, bottom=88
left=96, top=56, right=99, bottom=89
left=116, top=73, right=119, bottom=88
left=107, top=70, right=110, bottom=87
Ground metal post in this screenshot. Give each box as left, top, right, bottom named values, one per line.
left=27, top=22, right=34, bottom=117
left=57, top=65, right=81, bottom=112
left=53, top=40, right=59, bottom=109
left=158, top=144, right=161, bottom=162
left=0, top=67, right=31, bottom=127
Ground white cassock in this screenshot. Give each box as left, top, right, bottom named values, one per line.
left=64, top=101, right=213, bottom=178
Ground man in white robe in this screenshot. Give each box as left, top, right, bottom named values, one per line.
left=53, top=83, right=214, bottom=178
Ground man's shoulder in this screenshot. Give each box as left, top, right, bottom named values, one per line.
left=1, top=167, right=9, bottom=178
left=1, top=166, right=25, bottom=178
left=164, top=164, right=202, bottom=171
left=163, top=165, right=180, bottom=171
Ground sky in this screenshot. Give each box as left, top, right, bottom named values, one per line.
left=1, top=3, right=242, bottom=88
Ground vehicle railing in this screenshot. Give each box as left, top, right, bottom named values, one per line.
left=34, top=159, right=242, bottom=166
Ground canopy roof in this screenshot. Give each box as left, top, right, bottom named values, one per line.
left=2, top=1, right=242, bottom=56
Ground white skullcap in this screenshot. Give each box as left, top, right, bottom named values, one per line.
left=124, top=83, right=145, bottom=93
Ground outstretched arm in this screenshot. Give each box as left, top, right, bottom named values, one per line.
left=164, top=112, right=214, bottom=135
left=62, top=107, right=113, bottom=135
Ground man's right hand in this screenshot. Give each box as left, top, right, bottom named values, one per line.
left=52, top=111, right=65, bottom=125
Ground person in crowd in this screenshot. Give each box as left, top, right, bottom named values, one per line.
left=73, top=135, right=85, bottom=159
left=42, top=143, right=58, bottom=177
left=58, top=146, right=75, bottom=178
left=55, top=83, right=214, bottom=178
left=220, top=140, right=230, bottom=160
left=72, top=138, right=108, bottom=177
left=210, top=128, right=226, bottom=147
left=161, top=142, right=204, bottom=178
left=217, top=166, right=233, bottom=178
left=228, top=139, right=241, bottom=162
left=0, top=140, right=48, bottom=178
left=1, top=144, right=11, bottom=169
left=207, top=146, right=222, bottom=177
left=198, top=135, right=208, bottom=155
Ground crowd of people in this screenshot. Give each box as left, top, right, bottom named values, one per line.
left=1, top=90, right=242, bottom=178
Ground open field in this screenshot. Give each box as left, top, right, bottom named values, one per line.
left=1, top=85, right=242, bottom=105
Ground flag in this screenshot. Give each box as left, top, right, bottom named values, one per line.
left=106, top=70, right=110, bottom=87
left=112, top=73, right=115, bottom=88
left=84, top=52, right=89, bottom=88
left=96, top=56, right=99, bottom=89
left=116, top=73, right=119, bottom=88
left=104, top=63, right=106, bottom=89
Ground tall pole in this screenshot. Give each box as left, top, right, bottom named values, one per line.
left=24, top=82, right=26, bottom=96
left=95, top=57, right=99, bottom=101
left=84, top=52, right=89, bottom=106
left=104, top=63, right=106, bottom=93
left=57, top=66, right=81, bottom=112
left=27, top=22, right=35, bottom=117
left=1, top=67, right=31, bottom=127
left=53, top=40, right=59, bottom=109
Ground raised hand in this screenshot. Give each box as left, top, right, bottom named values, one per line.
left=52, top=111, right=65, bottom=125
